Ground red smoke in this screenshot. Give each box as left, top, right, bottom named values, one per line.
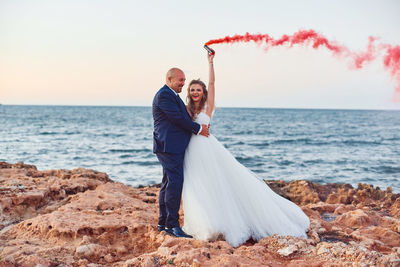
left=205, top=29, right=400, bottom=102
left=204, top=29, right=345, bottom=53
left=352, top=37, right=377, bottom=69
left=383, top=45, right=400, bottom=100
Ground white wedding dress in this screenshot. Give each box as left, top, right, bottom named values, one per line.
left=182, top=111, right=310, bottom=247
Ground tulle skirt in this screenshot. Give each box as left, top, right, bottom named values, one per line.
left=182, top=134, right=310, bottom=247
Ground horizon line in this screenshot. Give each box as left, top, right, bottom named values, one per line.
left=1, top=103, right=400, bottom=112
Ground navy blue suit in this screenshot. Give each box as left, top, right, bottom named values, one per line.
left=153, top=84, right=200, bottom=228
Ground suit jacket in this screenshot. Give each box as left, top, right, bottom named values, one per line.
left=152, top=84, right=200, bottom=154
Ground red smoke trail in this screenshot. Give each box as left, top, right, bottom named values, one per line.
left=205, top=29, right=400, bottom=102
left=205, top=29, right=346, bottom=54
left=351, top=36, right=377, bottom=69
left=383, top=45, right=400, bottom=101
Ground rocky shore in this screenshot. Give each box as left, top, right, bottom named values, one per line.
left=0, top=162, right=399, bottom=266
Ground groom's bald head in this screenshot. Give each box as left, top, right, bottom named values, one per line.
left=166, top=68, right=186, bottom=93
left=166, top=68, right=183, bottom=79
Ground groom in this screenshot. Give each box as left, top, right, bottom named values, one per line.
left=152, top=67, right=209, bottom=238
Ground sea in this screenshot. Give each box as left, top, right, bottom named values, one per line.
left=1, top=105, right=399, bottom=193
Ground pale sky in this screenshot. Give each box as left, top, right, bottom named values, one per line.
left=1, top=0, right=400, bottom=109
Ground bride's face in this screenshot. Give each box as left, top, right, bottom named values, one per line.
left=189, top=84, right=204, bottom=103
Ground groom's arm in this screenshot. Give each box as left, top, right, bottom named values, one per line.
left=157, top=91, right=201, bottom=134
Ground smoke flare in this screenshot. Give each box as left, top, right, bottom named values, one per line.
left=205, top=29, right=400, bottom=102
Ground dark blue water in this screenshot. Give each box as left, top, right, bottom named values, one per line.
left=1, top=105, right=399, bottom=192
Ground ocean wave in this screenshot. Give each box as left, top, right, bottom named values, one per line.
left=272, top=138, right=313, bottom=144
left=121, top=160, right=159, bottom=166
left=341, top=140, right=382, bottom=146
left=236, top=156, right=259, bottom=163
left=370, top=166, right=400, bottom=174
left=248, top=141, right=270, bottom=147
left=278, top=160, right=294, bottom=166
left=39, top=131, right=58, bottom=135
left=251, top=169, right=265, bottom=173
left=386, top=138, right=400, bottom=142
left=247, top=162, right=264, bottom=167
left=269, top=138, right=383, bottom=146
left=232, top=141, right=245, bottom=145
left=232, top=130, right=254, bottom=135
left=101, top=133, right=126, bottom=137
left=64, top=131, right=81, bottom=135
left=119, top=153, right=154, bottom=159
left=109, top=148, right=150, bottom=153
left=304, top=159, right=324, bottom=164
left=119, top=154, right=132, bottom=159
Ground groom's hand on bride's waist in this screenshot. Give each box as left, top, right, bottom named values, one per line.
left=199, top=124, right=210, bottom=137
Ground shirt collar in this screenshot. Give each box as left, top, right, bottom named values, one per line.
left=166, top=84, right=178, bottom=96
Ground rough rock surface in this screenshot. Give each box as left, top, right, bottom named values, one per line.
left=0, top=162, right=399, bottom=266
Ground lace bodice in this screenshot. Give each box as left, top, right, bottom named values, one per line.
left=194, top=112, right=211, bottom=125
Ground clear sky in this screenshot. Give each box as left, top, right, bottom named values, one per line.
left=1, top=0, right=400, bottom=109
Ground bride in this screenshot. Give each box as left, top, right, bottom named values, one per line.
left=182, top=52, right=310, bottom=247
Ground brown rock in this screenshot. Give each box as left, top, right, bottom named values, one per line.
left=352, top=226, right=400, bottom=249
left=1, top=162, right=399, bottom=266
left=266, top=180, right=322, bottom=205
left=334, top=209, right=374, bottom=228
left=75, top=243, right=108, bottom=261
left=333, top=204, right=356, bottom=215
left=390, top=198, right=400, bottom=218
left=0, top=161, right=112, bottom=232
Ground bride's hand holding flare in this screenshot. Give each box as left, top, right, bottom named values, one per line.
left=206, top=52, right=215, bottom=118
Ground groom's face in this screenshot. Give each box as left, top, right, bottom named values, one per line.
left=170, top=71, right=186, bottom=93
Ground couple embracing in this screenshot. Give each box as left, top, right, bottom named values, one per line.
left=152, top=52, right=309, bottom=247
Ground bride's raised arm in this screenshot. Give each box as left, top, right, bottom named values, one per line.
left=206, top=53, right=215, bottom=117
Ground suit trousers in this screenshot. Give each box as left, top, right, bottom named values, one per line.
left=156, top=152, right=185, bottom=228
